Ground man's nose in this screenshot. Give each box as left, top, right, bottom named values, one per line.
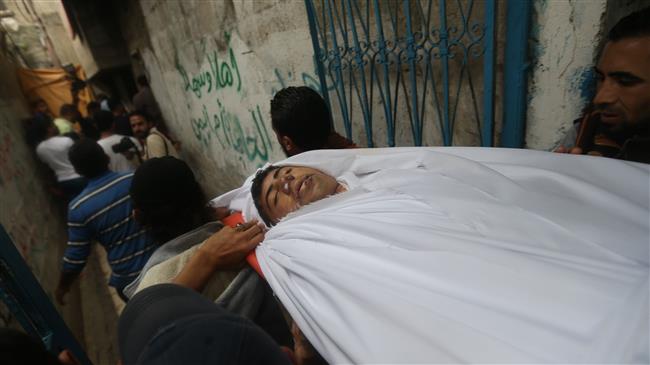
left=277, top=174, right=294, bottom=193
left=593, top=79, right=617, bottom=107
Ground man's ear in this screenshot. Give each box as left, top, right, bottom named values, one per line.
left=281, top=135, right=303, bottom=156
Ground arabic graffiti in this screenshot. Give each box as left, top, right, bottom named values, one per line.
left=176, top=32, right=242, bottom=99
left=270, top=54, right=339, bottom=96
left=174, top=33, right=340, bottom=165
left=190, top=100, right=273, bottom=164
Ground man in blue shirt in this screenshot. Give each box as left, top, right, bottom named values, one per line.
left=56, top=139, right=157, bottom=303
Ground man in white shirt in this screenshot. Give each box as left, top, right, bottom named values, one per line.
left=95, top=110, right=142, bottom=172
left=34, top=118, right=86, bottom=201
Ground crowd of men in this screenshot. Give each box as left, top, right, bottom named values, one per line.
left=4, top=6, right=649, bottom=365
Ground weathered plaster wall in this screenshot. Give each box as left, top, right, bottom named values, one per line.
left=0, top=10, right=53, bottom=69
left=32, top=1, right=79, bottom=67
left=0, top=54, right=65, bottom=295
left=0, top=52, right=121, bottom=363
left=525, top=0, right=648, bottom=150
left=0, top=1, right=96, bottom=76
left=525, top=0, right=607, bottom=150
left=0, top=53, right=85, bottom=337
left=130, top=0, right=313, bottom=197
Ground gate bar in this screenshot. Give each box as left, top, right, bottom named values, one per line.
left=0, top=224, right=92, bottom=364
left=482, top=0, right=497, bottom=147
left=501, top=0, right=532, bottom=148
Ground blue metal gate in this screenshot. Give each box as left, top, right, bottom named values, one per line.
left=0, top=224, right=91, bottom=364
left=305, top=0, right=531, bottom=147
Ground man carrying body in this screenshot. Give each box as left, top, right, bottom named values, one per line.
left=556, top=7, right=649, bottom=163
left=56, top=139, right=156, bottom=303
left=129, top=110, right=180, bottom=160
left=271, top=86, right=356, bottom=157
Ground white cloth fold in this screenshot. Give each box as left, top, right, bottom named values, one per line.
left=212, top=147, right=649, bottom=363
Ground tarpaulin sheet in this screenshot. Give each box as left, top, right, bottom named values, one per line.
left=17, top=65, right=93, bottom=117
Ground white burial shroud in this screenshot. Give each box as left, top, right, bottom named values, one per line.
left=211, top=147, right=650, bottom=364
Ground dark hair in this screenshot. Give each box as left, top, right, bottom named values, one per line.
left=94, top=110, right=115, bottom=132
left=68, top=139, right=109, bottom=178
left=136, top=75, right=149, bottom=87
left=250, top=165, right=279, bottom=226
left=25, top=114, right=54, bottom=147
left=128, top=110, right=150, bottom=121
left=86, top=101, right=100, bottom=115
left=59, top=103, right=77, bottom=117
left=608, top=7, right=650, bottom=41
left=270, top=86, right=331, bottom=151
left=31, top=98, right=46, bottom=109
left=130, top=157, right=211, bottom=243
left=0, top=328, right=61, bottom=365
left=107, top=98, right=124, bottom=112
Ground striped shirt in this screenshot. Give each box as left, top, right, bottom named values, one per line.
left=64, top=171, right=156, bottom=290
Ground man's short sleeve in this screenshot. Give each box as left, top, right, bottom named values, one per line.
left=63, top=208, right=93, bottom=273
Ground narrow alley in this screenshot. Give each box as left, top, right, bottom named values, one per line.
left=0, top=1, right=648, bottom=364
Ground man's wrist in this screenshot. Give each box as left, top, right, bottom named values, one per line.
left=196, top=245, right=223, bottom=271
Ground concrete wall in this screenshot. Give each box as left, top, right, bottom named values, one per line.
left=130, top=0, right=311, bottom=196
left=0, top=1, right=92, bottom=72
left=0, top=52, right=81, bottom=334
left=0, top=51, right=122, bottom=363
left=0, top=4, right=53, bottom=69
left=525, top=0, right=649, bottom=150
left=0, top=54, right=65, bottom=301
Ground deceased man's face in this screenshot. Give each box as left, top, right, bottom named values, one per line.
left=258, top=165, right=342, bottom=224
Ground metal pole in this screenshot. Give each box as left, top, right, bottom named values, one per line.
left=501, top=0, right=532, bottom=148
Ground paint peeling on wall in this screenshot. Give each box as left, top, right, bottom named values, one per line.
left=568, top=66, right=596, bottom=106
left=525, top=0, right=607, bottom=150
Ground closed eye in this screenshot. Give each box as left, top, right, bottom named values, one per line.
left=265, top=167, right=282, bottom=210
left=269, top=167, right=294, bottom=209
left=615, top=75, right=643, bottom=86
left=609, top=71, right=644, bottom=86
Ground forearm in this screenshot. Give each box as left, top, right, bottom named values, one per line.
left=172, top=223, right=263, bottom=292
left=172, top=247, right=220, bottom=292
